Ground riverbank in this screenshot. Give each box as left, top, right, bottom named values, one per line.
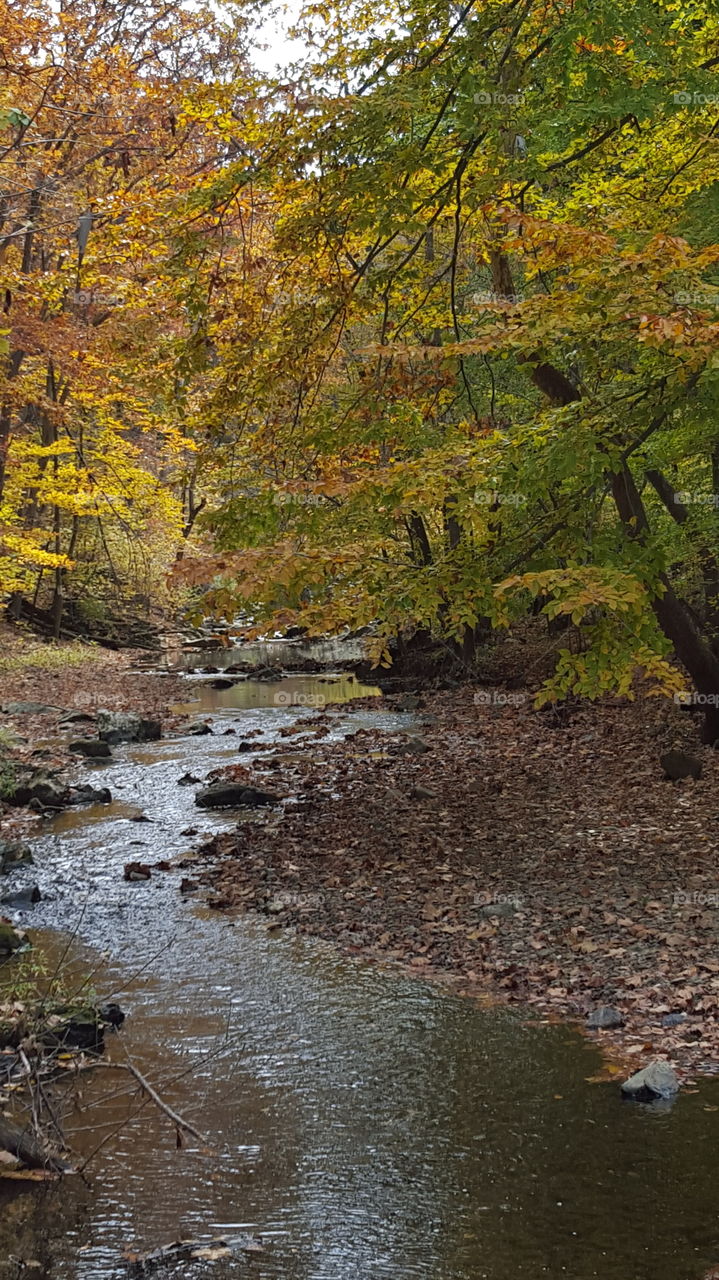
left=196, top=684, right=719, bottom=1080
left=0, top=629, right=186, bottom=843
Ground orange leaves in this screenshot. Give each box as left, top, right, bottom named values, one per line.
left=575, top=36, right=631, bottom=54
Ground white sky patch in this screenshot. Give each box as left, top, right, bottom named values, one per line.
left=250, top=1, right=307, bottom=74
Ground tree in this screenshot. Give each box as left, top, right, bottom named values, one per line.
left=0, top=0, right=250, bottom=630
left=174, top=0, right=719, bottom=736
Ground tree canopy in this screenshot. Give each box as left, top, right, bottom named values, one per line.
left=3, top=0, right=719, bottom=729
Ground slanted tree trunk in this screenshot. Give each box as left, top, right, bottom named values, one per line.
left=527, top=355, right=719, bottom=743
left=612, top=465, right=719, bottom=744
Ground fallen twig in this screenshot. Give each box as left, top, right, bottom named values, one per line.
left=72, top=1060, right=209, bottom=1155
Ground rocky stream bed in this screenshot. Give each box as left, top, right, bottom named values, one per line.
left=1, top=664, right=719, bottom=1280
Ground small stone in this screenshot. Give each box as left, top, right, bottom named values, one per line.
left=187, top=721, right=213, bottom=736
left=210, top=677, right=234, bottom=689
left=397, top=694, right=421, bottom=711
left=97, top=711, right=161, bottom=745
left=0, top=886, right=41, bottom=909
left=0, top=923, right=26, bottom=955
left=410, top=784, right=435, bottom=800
left=195, top=783, right=280, bottom=809
left=177, top=772, right=201, bottom=786
left=69, top=784, right=112, bottom=805
left=660, top=749, right=702, bottom=781
left=621, top=1061, right=679, bottom=1102
left=397, top=736, right=430, bottom=755
left=123, top=862, right=152, bottom=882
left=661, top=1012, right=687, bottom=1028
left=69, top=738, right=112, bottom=759
left=8, top=776, right=70, bottom=808
left=587, top=1005, right=624, bottom=1031
left=0, top=840, right=32, bottom=873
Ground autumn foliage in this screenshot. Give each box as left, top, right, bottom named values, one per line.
left=4, top=0, right=719, bottom=729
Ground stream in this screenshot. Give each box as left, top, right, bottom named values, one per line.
left=2, top=672, right=719, bottom=1280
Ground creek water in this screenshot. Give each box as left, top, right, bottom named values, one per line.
left=1, top=673, right=719, bottom=1280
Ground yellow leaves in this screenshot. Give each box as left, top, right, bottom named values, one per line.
left=495, top=567, right=648, bottom=620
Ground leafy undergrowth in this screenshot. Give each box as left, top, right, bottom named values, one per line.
left=198, top=687, right=719, bottom=1080
left=0, top=634, right=105, bottom=675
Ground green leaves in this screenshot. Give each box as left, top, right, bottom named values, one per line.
left=0, top=107, right=30, bottom=130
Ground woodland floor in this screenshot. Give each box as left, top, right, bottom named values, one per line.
left=197, top=684, right=719, bottom=1082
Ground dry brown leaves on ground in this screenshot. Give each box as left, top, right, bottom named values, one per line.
left=197, top=687, right=719, bottom=1079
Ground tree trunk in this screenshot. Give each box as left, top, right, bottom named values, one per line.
left=527, top=356, right=719, bottom=742
left=612, top=466, right=719, bottom=744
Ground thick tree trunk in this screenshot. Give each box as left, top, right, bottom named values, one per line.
left=612, top=466, right=719, bottom=744
left=646, top=466, right=719, bottom=644
left=526, top=354, right=719, bottom=742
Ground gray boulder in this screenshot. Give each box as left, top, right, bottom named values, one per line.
left=660, top=749, right=702, bottom=781
left=69, top=739, right=112, bottom=759
left=97, top=710, right=161, bottom=744
left=69, top=784, right=112, bottom=805
left=0, top=923, right=26, bottom=956
left=2, top=701, right=60, bottom=716
left=8, top=775, right=69, bottom=808
left=0, top=886, right=41, bottom=909
left=587, top=1005, right=624, bottom=1030
left=195, top=783, right=279, bottom=809
left=477, top=900, right=517, bottom=919
left=621, top=1061, right=679, bottom=1102
left=0, top=841, right=32, bottom=873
